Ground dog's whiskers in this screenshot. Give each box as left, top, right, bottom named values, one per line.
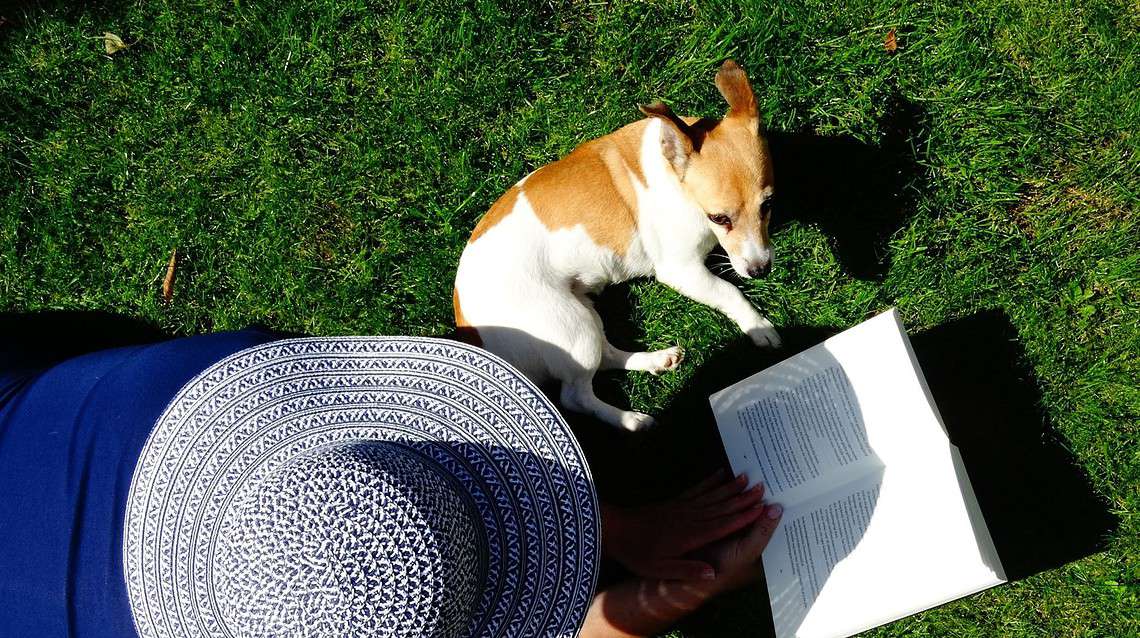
left=743, top=289, right=769, bottom=303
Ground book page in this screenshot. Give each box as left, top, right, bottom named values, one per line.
left=764, top=474, right=884, bottom=638
left=710, top=349, right=883, bottom=504
left=950, top=445, right=1006, bottom=581
left=763, top=442, right=1006, bottom=638
left=712, top=311, right=970, bottom=502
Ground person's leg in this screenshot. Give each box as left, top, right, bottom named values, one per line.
left=0, top=328, right=284, bottom=636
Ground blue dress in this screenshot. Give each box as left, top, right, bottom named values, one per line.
left=0, top=329, right=282, bottom=638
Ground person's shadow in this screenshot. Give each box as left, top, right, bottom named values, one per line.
left=570, top=309, right=1118, bottom=637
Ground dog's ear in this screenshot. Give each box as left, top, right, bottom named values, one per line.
left=715, top=59, right=758, bottom=123
left=639, top=101, right=698, bottom=177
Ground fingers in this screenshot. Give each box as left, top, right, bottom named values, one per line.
left=742, top=504, right=783, bottom=556
left=643, top=559, right=718, bottom=582
left=696, top=482, right=765, bottom=520
left=689, top=505, right=768, bottom=550
left=678, top=468, right=729, bottom=500
left=694, top=473, right=751, bottom=505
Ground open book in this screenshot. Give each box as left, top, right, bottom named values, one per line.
left=710, top=309, right=1006, bottom=638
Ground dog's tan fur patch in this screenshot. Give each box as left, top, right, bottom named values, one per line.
left=468, top=185, right=520, bottom=244
left=453, top=286, right=482, bottom=346
left=521, top=122, right=647, bottom=256
left=466, top=122, right=647, bottom=256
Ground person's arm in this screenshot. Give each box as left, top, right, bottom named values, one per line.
left=583, top=503, right=783, bottom=637
left=582, top=577, right=718, bottom=637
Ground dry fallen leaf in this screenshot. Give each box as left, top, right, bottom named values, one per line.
left=884, top=29, right=898, bottom=53
left=102, top=32, right=130, bottom=55
left=162, top=248, right=177, bottom=302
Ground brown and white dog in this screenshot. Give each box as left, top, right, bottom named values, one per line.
left=454, top=60, right=781, bottom=431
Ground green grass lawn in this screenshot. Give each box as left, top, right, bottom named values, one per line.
left=1, top=0, right=1137, bottom=635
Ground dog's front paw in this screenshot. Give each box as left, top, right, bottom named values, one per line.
left=620, top=411, right=657, bottom=432
left=747, top=324, right=783, bottom=349
left=648, top=345, right=685, bottom=376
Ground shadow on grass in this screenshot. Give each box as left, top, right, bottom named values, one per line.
left=566, top=322, right=837, bottom=506
left=911, top=311, right=1118, bottom=581
left=569, top=310, right=1117, bottom=637
left=766, top=92, right=929, bottom=281
left=0, top=310, right=169, bottom=371
left=0, top=310, right=301, bottom=372
left=0, top=0, right=133, bottom=24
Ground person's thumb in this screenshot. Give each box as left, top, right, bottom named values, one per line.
left=644, top=559, right=718, bottom=582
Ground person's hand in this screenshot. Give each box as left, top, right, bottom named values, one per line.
left=583, top=502, right=783, bottom=638
left=602, top=470, right=768, bottom=581
left=691, top=502, right=783, bottom=596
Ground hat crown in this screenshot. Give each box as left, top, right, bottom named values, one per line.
left=214, top=441, right=485, bottom=638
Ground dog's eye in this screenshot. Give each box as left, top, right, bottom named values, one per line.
left=760, top=198, right=774, bottom=217
left=708, top=214, right=732, bottom=226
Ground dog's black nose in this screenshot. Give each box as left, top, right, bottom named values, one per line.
left=747, top=262, right=771, bottom=278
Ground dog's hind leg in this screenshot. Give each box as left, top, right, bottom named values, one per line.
left=560, top=376, right=656, bottom=432
left=539, top=292, right=657, bottom=431
left=577, top=294, right=684, bottom=376
left=600, top=343, right=684, bottom=375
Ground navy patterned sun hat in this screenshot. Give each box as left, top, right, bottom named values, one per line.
left=123, top=337, right=600, bottom=638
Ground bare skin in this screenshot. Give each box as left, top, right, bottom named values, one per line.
left=584, top=472, right=784, bottom=637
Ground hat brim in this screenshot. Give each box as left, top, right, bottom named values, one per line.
left=124, top=337, right=600, bottom=638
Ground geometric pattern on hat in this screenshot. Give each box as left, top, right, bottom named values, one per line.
left=123, top=337, right=600, bottom=638
left=213, top=441, right=487, bottom=638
